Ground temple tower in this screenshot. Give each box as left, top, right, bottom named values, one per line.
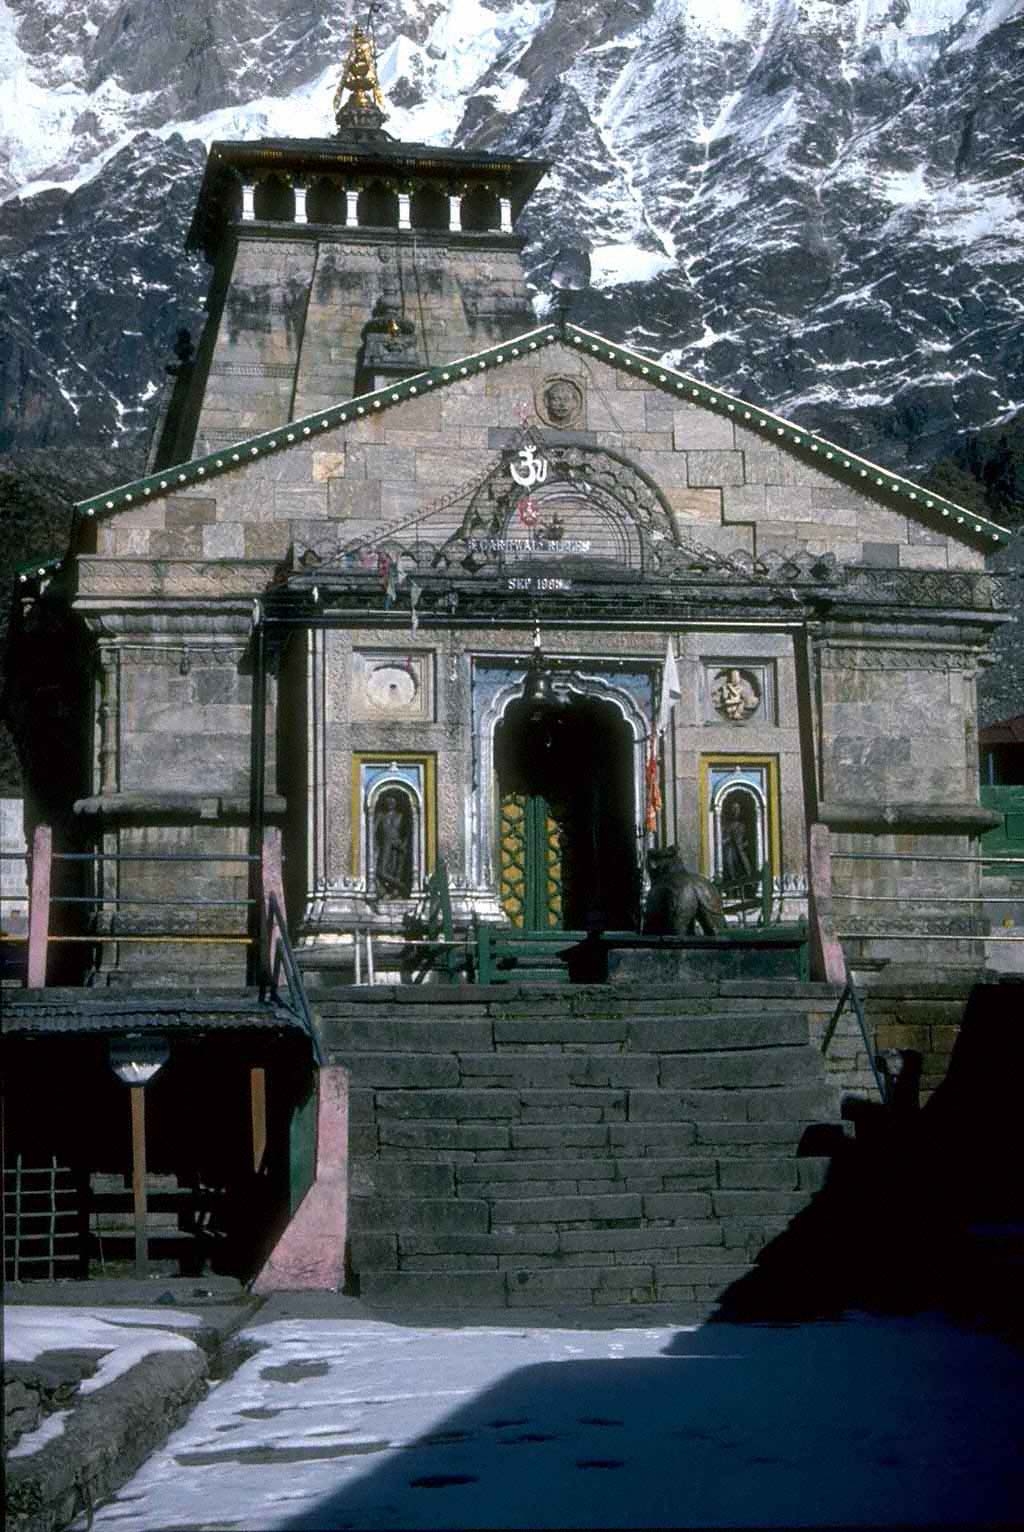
left=157, top=28, right=548, bottom=467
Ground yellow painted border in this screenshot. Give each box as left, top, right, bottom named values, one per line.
left=351, top=752, right=437, bottom=879
left=698, top=754, right=781, bottom=881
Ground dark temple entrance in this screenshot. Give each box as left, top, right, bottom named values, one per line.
left=495, top=695, right=639, bottom=930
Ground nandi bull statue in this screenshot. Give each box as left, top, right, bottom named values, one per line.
left=643, top=847, right=725, bottom=937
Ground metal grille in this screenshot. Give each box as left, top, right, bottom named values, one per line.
left=4, top=1155, right=81, bottom=1281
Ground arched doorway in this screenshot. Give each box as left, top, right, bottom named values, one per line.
left=494, top=695, right=638, bottom=931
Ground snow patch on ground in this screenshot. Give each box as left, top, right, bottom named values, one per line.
left=8, top=1306, right=203, bottom=1391
left=74, top=1313, right=1024, bottom=1532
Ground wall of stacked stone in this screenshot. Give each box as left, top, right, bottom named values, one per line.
left=322, top=982, right=848, bottom=1308
left=95, top=342, right=987, bottom=573
left=809, top=979, right=975, bottom=1102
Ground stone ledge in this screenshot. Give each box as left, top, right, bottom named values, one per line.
left=819, top=800, right=1001, bottom=833
left=5, top=1348, right=207, bottom=1532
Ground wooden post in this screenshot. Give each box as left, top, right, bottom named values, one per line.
left=27, top=823, right=52, bottom=989
left=130, top=1085, right=148, bottom=1278
left=251, top=1066, right=267, bottom=1174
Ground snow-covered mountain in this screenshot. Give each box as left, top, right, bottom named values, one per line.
left=1, top=0, right=1022, bottom=471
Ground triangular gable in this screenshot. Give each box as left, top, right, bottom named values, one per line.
left=69, top=321, right=1011, bottom=556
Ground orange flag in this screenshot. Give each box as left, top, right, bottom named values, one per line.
left=645, top=738, right=662, bottom=832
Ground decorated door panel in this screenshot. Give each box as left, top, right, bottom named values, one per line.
left=498, top=791, right=563, bottom=929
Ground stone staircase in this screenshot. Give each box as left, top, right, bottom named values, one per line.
left=316, top=981, right=846, bottom=1316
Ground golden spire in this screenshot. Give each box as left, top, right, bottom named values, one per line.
left=333, top=24, right=387, bottom=124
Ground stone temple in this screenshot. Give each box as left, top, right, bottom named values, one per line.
left=3, top=31, right=1016, bottom=1305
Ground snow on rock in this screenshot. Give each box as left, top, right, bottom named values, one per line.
left=6, top=1305, right=204, bottom=1459
left=0, top=0, right=1021, bottom=467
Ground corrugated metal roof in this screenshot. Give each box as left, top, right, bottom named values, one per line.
left=3, top=990, right=307, bottom=1036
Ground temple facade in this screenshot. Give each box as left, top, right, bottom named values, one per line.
left=3, top=31, right=1014, bottom=1294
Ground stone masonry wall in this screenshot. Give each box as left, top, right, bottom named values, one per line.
left=96, top=341, right=986, bottom=574
left=324, top=982, right=843, bottom=1312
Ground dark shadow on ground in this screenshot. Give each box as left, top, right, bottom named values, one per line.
left=271, top=1317, right=1024, bottom=1530
left=711, top=978, right=1024, bottom=1332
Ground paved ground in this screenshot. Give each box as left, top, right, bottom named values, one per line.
left=48, top=1297, right=1024, bottom=1531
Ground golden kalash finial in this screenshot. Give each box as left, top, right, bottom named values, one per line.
left=333, top=24, right=387, bottom=126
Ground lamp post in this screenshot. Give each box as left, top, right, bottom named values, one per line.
left=109, top=1035, right=170, bottom=1278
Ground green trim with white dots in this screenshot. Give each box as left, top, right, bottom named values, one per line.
left=69, top=320, right=1009, bottom=550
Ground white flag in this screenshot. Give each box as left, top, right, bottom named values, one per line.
left=657, top=637, right=681, bottom=737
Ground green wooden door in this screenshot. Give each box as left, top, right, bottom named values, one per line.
left=499, top=791, right=563, bottom=928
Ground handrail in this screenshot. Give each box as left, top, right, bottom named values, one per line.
left=264, top=890, right=325, bottom=1066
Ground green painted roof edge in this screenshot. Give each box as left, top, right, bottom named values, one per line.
left=15, top=553, right=65, bottom=585
left=72, top=319, right=1012, bottom=548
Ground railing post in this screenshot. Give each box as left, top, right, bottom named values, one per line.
left=27, top=823, right=52, bottom=988
left=807, top=821, right=847, bottom=986
left=261, top=825, right=285, bottom=985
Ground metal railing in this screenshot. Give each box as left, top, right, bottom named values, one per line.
left=263, top=891, right=324, bottom=1065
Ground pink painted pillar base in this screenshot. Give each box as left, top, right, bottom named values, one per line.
left=253, top=1065, right=349, bottom=1293
left=807, top=821, right=848, bottom=987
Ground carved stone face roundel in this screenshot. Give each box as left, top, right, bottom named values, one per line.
left=537, top=376, right=584, bottom=428
left=711, top=667, right=761, bottom=721
left=366, top=664, right=418, bottom=711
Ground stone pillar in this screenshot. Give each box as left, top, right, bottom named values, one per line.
left=499, top=196, right=513, bottom=233
left=345, top=189, right=359, bottom=226
left=448, top=194, right=462, bottom=232
left=97, top=647, right=119, bottom=795
left=398, top=192, right=411, bottom=230
left=241, top=182, right=256, bottom=222
left=294, top=185, right=308, bottom=225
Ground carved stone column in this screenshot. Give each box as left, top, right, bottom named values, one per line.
left=398, top=192, right=411, bottom=230
left=345, top=189, right=359, bottom=226
left=448, top=194, right=462, bottom=231
left=241, top=182, right=256, bottom=221
left=294, top=184, right=308, bottom=225
left=97, top=645, right=120, bottom=796
left=499, top=196, right=513, bottom=233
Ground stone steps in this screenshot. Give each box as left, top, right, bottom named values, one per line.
left=318, top=984, right=845, bottom=1312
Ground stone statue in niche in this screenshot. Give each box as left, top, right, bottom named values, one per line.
left=643, top=847, right=724, bottom=936
left=711, top=667, right=761, bottom=721
left=538, top=376, right=584, bottom=428
left=373, top=792, right=413, bottom=898
left=721, top=795, right=757, bottom=894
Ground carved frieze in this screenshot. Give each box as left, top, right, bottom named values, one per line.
left=819, top=648, right=980, bottom=672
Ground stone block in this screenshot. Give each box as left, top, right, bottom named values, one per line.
left=245, top=525, right=291, bottom=559
left=717, top=1158, right=799, bottom=1190
left=399, top=1231, right=553, bottom=1256
left=165, top=496, right=217, bottom=526
left=744, top=1085, right=838, bottom=1121
left=349, top=1196, right=488, bottom=1232
left=202, top=523, right=245, bottom=558
left=275, top=487, right=329, bottom=519
left=493, top=1019, right=626, bottom=1045
left=349, top=1232, right=399, bottom=1270
left=671, top=405, right=736, bottom=450
left=664, top=487, right=724, bottom=525
left=659, top=1048, right=818, bottom=1090
left=899, top=545, right=948, bottom=569
left=345, top=1054, right=460, bottom=1089
left=326, top=1017, right=494, bottom=1052
left=401, top=1253, right=499, bottom=1270
left=379, top=1089, right=520, bottom=1119
left=712, top=1190, right=810, bottom=1217
left=642, top=1191, right=714, bottom=1220
left=358, top=1271, right=506, bottom=1304
left=607, top=1123, right=698, bottom=1152
left=510, top=1124, right=611, bottom=1149
left=491, top=1193, right=642, bottom=1225
left=721, top=484, right=767, bottom=522
left=655, top=1262, right=751, bottom=1285
left=627, top=1089, right=748, bottom=1121
left=519, top=1090, right=627, bottom=1122
left=628, top=1016, right=808, bottom=1053
left=458, top=1054, right=657, bottom=1089
left=456, top=1159, right=617, bottom=1185
left=766, top=485, right=814, bottom=519
left=328, top=478, right=380, bottom=518
left=797, top=1157, right=832, bottom=1192
left=350, top=1161, right=455, bottom=1197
